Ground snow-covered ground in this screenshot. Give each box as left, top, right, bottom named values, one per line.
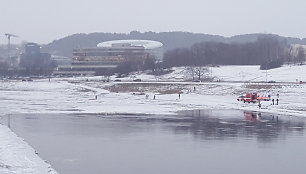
left=0, top=64, right=305, bottom=174
left=108, top=64, right=306, bottom=83
left=0, top=125, right=58, bottom=174
left=211, top=64, right=306, bottom=82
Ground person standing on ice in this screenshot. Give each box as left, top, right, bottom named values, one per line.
left=179, top=93, right=181, bottom=99
left=272, top=98, right=274, bottom=105
left=276, top=98, right=279, bottom=105
left=258, top=101, right=262, bottom=109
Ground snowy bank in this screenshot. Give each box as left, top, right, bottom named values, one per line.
left=1, top=65, right=305, bottom=116
left=0, top=124, right=58, bottom=174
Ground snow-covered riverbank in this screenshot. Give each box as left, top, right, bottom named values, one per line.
left=1, top=79, right=304, bottom=117
left=0, top=124, right=58, bottom=174
left=0, top=65, right=305, bottom=173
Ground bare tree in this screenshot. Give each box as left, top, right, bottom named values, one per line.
left=185, top=66, right=196, bottom=81
left=285, top=46, right=294, bottom=65
left=194, top=66, right=208, bottom=81
left=296, top=46, right=306, bottom=64
left=0, top=61, right=9, bottom=76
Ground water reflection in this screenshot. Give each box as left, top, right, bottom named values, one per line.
left=100, top=110, right=306, bottom=143
left=176, top=110, right=305, bottom=142
left=2, top=110, right=305, bottom=144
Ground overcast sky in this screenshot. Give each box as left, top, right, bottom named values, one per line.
left=1, top=0, right=306, bottom=44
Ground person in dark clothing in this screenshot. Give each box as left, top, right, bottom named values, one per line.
left=153, top=95, right=156, bottom=100
left=276, top=98, right=279, bottom=105
left=272, top=98, right=274, bottom=105
left=179, top=93, right=181, bottom=99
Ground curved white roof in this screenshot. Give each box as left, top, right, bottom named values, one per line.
left=97, top=40, right=163, bottom=49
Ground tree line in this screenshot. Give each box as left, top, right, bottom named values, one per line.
left=97, top=36, right=306, bottom=77
left=42, top=31, right=306, bottom=58
left=162, top=36, right=306, bottom=70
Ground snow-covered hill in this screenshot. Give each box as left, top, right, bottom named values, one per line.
left=107, top=64, right=305, bottom=83
left=211, top=65, right=305, bottom=82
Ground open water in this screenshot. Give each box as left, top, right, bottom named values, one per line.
left=3, top=110, right=306, bottom=174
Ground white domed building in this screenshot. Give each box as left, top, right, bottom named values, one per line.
left=97, top=40, right=163, bottom=62
left=55, top=40, right=163, bottom=76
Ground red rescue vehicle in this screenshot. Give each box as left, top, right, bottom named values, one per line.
left=237, top=92, right=271, bottom=103
left=237, top=92, right=258, bottom=103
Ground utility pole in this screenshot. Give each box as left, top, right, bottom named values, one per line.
left=8, top=114, right=11, bottom=128
left=266, top=60, right=268, bottom=82
left=266, top=69, right=267, bottom=82
left=266, top=69, right=268, bottom=82
left=4, top=33, right=18, bottom=67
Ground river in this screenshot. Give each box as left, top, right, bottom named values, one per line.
left=2, top=110, right=306, bottom=174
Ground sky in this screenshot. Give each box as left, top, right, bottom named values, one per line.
left=1, top=0, right=306, bottom=44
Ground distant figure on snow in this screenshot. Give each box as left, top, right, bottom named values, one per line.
left=179, top=93, right=181, bottom=99
left=276, top=98, right=279, bottom=105
left=258, top=102, right=262, bottom=109
left=272, top=98, right=274, bottom=105
left=153, top=95, right=156, bottom=100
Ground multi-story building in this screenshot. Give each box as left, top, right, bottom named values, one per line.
left=54, top=40, right=163, bottom=76
left=19, top=43, right=51, bottom=75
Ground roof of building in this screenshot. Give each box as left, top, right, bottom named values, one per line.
left=97, top=40, right=163, bottom=49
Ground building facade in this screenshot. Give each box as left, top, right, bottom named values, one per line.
left=55, top=40, right=163, bottom=76
left=19, top=43, right=52, bottom=75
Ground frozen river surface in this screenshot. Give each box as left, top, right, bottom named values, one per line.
left=3, top=110, right=306, bottom=174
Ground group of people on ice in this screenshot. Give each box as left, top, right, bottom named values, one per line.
left=258, top=93, right=280, bottom=109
